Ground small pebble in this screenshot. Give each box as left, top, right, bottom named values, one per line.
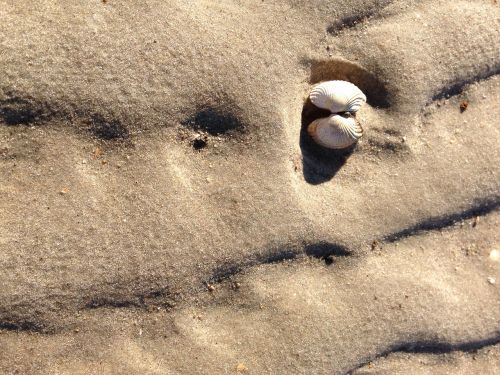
left=472, top=216, right=479, bottom=227
left=487, top=277, right=496, bottom=285
left=236, top=363, right=247, bottom=373
left=489, top=249, right=499, bottom=262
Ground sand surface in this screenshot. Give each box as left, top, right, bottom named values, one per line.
left=1, top=0, right=499, bottom=374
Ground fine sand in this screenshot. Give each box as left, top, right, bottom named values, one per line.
left=1, top=0, right=499, bottom=374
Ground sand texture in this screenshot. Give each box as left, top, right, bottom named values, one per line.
left=1, top=0, right=499, bottom=374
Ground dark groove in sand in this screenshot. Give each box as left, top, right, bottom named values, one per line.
left=383, top=196, right=500, bottom=242
left=0, top=91, right=129, bottom=141
left=327, top=0, right=394, bottom=35
left=344, top=333, right=500, bottom=374
left=209, top=241, right=352, bottom=283
left=79, top=242, right=351, bottom=312
left=0, top=94, right=55, bottom=126
left=83, top=288, right=177, bottom=311
left=429, top=65, right=500, bottom=103
left=0, top=320, right=50, bottom=334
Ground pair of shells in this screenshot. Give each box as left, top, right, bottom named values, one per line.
left=308, top=80, right=366, bottom=149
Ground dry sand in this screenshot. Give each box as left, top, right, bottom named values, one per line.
left=0, top=0, right=499, bottom=374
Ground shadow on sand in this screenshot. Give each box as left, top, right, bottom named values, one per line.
left=300, top=99, right=356, bottom=184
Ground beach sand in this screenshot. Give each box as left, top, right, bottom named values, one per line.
left=0, top=0, right=499, bottom=373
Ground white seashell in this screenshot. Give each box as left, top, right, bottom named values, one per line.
left=307, top=114, right=363, bottom=149
left=309, top=80, right=366, bottom=113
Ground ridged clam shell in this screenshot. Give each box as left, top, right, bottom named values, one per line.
left=309, top=80, right=366, bottom=113
left=307, top=114, right=363, bottom=149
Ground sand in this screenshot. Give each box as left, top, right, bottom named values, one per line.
left=0, top=0, right=499, bottom=373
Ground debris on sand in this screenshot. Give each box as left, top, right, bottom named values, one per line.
left=460, top=100, right=469, bottom=112
left=472, top=216, right=479, bottom=227
left=236, top=363, right=247, bottom=372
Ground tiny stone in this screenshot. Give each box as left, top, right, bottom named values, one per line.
left=487, top=277, right=496, bottom=285
left=460, top=100, right=469, bottom=112
left=489, top=249, right=499, bottom=262
left=236, top=363, right=247, bottom=373
left=472, top=216, right=479, bottom=227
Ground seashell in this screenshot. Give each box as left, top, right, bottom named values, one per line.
left=307, top=114, right=363, bottom=149
left=309, top=80, right=366, bottom=113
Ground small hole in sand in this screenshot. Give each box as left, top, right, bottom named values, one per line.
left=192, top=137, right=208, bottom=150
left=324, top=256, right=335, bottom=266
